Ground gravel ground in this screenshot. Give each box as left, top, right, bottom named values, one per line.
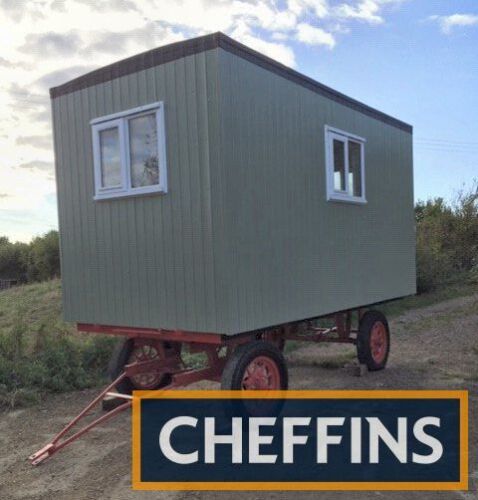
left=1, top=294, right=477, bottom=500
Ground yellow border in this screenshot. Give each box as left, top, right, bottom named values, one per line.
left=132, top=390, right=468, bottom=491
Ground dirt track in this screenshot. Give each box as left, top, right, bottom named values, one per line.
left=1, top=295, right=477, bottom=500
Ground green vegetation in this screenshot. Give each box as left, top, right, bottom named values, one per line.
left=0, top=277, right=476, bottom=409
left=0, top=183, right=476, bottom=408
left=312, top=351, right=356, bottom=370
left=0, top=230, right=60, bottom=283
left=0, top=280, right=115, bottom=408
left=415, top=183, right=478, bottom=293
left=380, top=274, right=477, bottom=318
left=371, top=183, right=478, bottom=317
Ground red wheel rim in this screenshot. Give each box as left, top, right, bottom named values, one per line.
left=241, top=356, right=281, bottom=390
left=370, top=321, right=387, bottom=364
left=128, top=343, right=163, bottom=389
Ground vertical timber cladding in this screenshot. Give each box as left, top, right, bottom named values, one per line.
left=53, top=49, right=222, bottom=333
left=214, top=48, right=415, bottom=334
left=52, top=33, right=414, bottom=336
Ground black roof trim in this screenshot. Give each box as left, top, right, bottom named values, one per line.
left=50, top=32, right=412, bottom=133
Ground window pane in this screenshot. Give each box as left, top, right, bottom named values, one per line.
left=99, top=127, right=122, bottom=188
left=333, top=138, right=346, bottom=191
left=348, top=140, right=362, bottom=197
left=129, top=113, right=159, bottom=188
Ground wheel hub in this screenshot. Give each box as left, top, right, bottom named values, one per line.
left=241, top=355, right=281, bottom=390
left=128, top=343, right=164, bottom=389
left=370, top=321, right=387, bottom=364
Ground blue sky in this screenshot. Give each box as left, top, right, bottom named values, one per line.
left=0, top=0, right=477, bottom=242
left=292, top=0, right=478, bottom=204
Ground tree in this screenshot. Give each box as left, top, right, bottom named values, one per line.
left=415, top=181, right=478, bottom=292
left=28, top=231, right=61, bottom=282
left=0, top=240, right=29, bottom=281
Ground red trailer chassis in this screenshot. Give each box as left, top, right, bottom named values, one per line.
left=29, top=307, right=391, bottom=465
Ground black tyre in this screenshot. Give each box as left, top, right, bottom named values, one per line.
left=221, top=341, right=288, bottom=390
left=356, top=310, right=390, bottom=371
left=108, top=338, right=171, bottom=394
left=221, top=341, right=288, bottom=416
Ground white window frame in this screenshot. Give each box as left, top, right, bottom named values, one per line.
left=91, top=102, right=168, bottom=200
left=324, top=125, right=366, bottom=204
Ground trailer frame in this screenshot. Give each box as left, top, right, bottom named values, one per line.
left=29, top=306, right=392, bottom=466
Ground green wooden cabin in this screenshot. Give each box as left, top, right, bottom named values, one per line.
left=51, top=32, right=415, bottom=336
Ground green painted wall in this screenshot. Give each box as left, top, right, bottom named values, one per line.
left=53, top=49, right=223, bottom=332
left=210, top=48, right=415, bottom=334
left=52, top=46, right=415, bottom=336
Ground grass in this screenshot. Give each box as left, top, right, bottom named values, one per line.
left=379, top=275, right=477, bottom=318
left=0, top=279, right=66, bottom=334
left=0, top=277, right=476, bottom=409
left=0, top=279, right=116, bottom=408
left=312, top=351, right=356, bottom=370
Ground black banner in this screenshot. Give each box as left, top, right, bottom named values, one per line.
left=132, top=390, right=467, bottom=490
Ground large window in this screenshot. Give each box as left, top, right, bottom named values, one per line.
left=325, top=125, right=366, bottom=204
left=91, top=102, right=167, bottom=200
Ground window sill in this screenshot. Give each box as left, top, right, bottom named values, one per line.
left=327, top=193, right=367, bottom=205
left=94, top=185, right=168, bottom=201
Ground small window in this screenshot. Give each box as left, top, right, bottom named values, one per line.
left=91, top=102, right=167, bottom=200
left=325, top=125, right=366, bottom=204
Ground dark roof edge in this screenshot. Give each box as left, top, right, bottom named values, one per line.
left=50, top=32, right=412, bottom=133
left=49, top=33, right=219, bottom=99
left=216, top=34, right=412, bottom=133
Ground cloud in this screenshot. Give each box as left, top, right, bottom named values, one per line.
left=271, top=31, right=289, bottom=41
left=0, top=0, right=32, bottom=21
left=20, top=31, right=82, bottom=57
left=0, top=0, right=409, bottom=241
left=0, top=56, right=16, bottom=68
left=82, top=30, right=138, bottom=56
left=5, top=84, right=51, bottom=128
left=16, top=135, right=53, bottom=150
left=230, top=20, right=296, bottom=67
left=0, top=206, right=59, bottom=243
left=234, top=1, right=298, bottom=32
left=74, top=0, right=139, bottom=13
left=8, top=83, right=48, bottom=104
left=287, top=0, right=329, bottom=18
left=34, top=65, right=95, bottom=90
left=29, top=108, right=52, bottom=124
left=296, top=22, right=335, bottom=48
left=0, top=164, right=56, bottom=215
left=0, top=0, right=46, bottom=24
left=335, top=0, right=384, bottom=24
left=81, top=22, right=184, bottom=57
left=335, top=0, right=407, bottom=25
left=428, top=13, right=478, bottom=34
left=16, top=160, right=54, bottom=173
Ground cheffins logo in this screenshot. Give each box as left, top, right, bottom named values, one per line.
left=132, top=390, right=468, bottom=491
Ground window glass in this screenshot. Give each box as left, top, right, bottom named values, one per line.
left=348, top=140, right=362, bottom=197
left=333, top=138, right=346, bottom=191
left=129, top=113, right=159, bottom=188
left=99, top=127, right=122, bottom=188
left=92, top=102, right=168, bottom=199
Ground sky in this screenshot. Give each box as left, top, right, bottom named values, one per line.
left=0, top=0, right=477, bottom=243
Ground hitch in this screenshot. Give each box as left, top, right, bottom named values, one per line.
left=28, top=358, right=165, bottom=465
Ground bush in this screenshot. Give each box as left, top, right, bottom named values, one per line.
left=0, top=240, right=29, bottom=281
left=415, top=182, right=478, bottom=292
left=0, top=230, right=60, bottom=283
left=0, top=315, right=116, bottom=408
left=26, top=231, right=61, bottom=282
